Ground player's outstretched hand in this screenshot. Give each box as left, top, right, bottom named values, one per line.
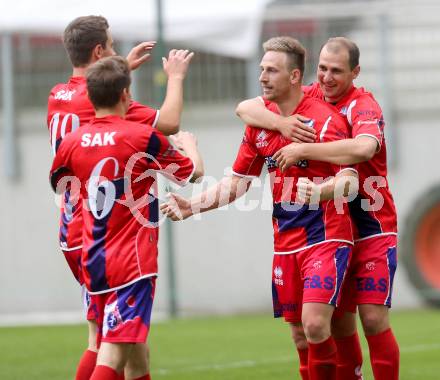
left=169, top=131, right=198, bottom=152
left=273, top=143, right=302, bottom=172
left=126, top=41, right=156, bottom=70
left=278, top=114, right=316, bottom=143
left=162, top=49, right=194, bottom=80
left=160, top=193, right=192, bottom=221
left=296, top=177, right=320, bottom=204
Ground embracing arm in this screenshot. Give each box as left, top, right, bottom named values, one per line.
left=274, top=136, right=378, bottom=171
left=300, top=136, right=377, bottom=165
left=236, top=98, right=316, bottom=142
left=297, top=169, right=359, bottom=204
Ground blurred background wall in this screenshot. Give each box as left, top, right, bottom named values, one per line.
left=1, top=0, right=439, bottom=325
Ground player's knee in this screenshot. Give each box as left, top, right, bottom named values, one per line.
left=303, top=315, right=330, bottom=342
left=360, top=309, right=389, bottom=335
left=290, top=324, right=308, bottom=349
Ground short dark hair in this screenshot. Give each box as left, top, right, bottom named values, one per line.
left=63, top=15, right=109, bottom=67
left=321, top=37, right=360, bottom=70
left=86, top=56, right=131, bottom=109
left=263, top=36, right=306, bottom=76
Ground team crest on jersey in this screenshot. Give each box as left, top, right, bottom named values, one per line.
left=256, top=130, right=269, bottom=148
left=366, top=262, right=376, bottom=271
left=340, top=106, right=348, bottom=116
left=274, top=266, right=284, bottom=286
left=265, top=156, right=278, bottom=169
left=303, top=119, right=315, bottom=128
left=313, top=260, right=322, bottom=270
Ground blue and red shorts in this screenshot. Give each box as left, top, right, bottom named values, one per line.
left=95, top=277, right=156, bottom=345
left=272, top=242, right=352, bottom=324
left=337, top=234, right=397, bottom=314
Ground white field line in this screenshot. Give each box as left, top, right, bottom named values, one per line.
left=151, top=343, right=440, bottom=375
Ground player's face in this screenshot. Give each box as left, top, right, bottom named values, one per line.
left=259, top=51, right=294, bottom=102
left=102, top=30, right=116, bottom=58
left=317, top=46, right=359, bottom=103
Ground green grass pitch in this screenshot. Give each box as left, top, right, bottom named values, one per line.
left=0, top=309, right=439, bottom=379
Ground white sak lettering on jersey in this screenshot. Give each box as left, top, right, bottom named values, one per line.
left=81, top=132, right=117, bottom=147
left=54, top=89, right=76, bottom=101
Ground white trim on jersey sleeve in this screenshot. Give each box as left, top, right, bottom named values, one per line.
left=346, top=99, right=357, bottom=127
left=231, top=170, right=259, bottom=179
left=60, top=245, right=83, bottom=251
left=151, top=110, right=160, bottom=129
left=336, top=167, right=358, bottom=176
left=355, top=133, right=382, bottom=152
left=161, top=158, right=196, bottom=188
left=319, top=116, right=332, bottom=142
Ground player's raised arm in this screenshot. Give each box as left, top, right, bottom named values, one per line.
left=155, top=49, right=194, bottom=135
left=160, top=174, right=253, bottom=221
left=235, top=97, right=316, bottom=142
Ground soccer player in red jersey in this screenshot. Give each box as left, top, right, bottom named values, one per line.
left=161, top=37, right=359, bottom=380
left=236, top=37, right=399, bottom=380
left=46, top=15, right=193, bottom=380
left=50, top=56, right=203, bottom=380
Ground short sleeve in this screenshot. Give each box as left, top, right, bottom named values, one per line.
left=145, top=132, right=195, bottom=186
left=126, top=101, right=160, bottom=128
left=347, top=96, right=384, bottom=149
left=232, top=126, right=265, bottom=178
left=49, top=138, right=74, bottom=192
left=318, top=113, right=357, bottom=176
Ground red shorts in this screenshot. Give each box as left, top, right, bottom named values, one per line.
left=96, top=277, right=156, bottom=345
left=272, top=242, right=352, bottom=324
left=61, top=247, right=83, bottom=285
left=337, top=234, right=397, bottom=314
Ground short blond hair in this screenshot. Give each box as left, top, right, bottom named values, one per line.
left=263, top=36, right=306, bottom=75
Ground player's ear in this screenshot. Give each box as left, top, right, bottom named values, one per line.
left=92, top=44, right=105, bottom=61
left=121, top=87, right=131, bottom=103
left=352, top=65, right=360, bottom=80
left=290, top=68, right=301, bottom=85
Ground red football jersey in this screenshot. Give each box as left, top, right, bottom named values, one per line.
left=233, top=94, right=355, bottom=253
left=47, top=76, right=159, bottom=251
left=305, top=83, right=397, bottom=240
left=50, top=115, right=194, bottom=294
